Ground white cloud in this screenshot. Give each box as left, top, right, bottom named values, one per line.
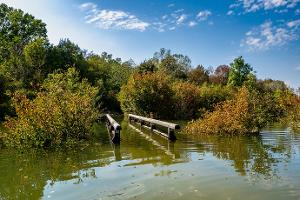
left=230, top=0, right=300, bottom=13
left=227, top=10, right=234, bottom=15
left=157, top=9, right=212, bottom=29
left=79, top=2, right=149, bottom=31
left=242, top=21, right=298, bottom=50
left=154, top=10, right=188, bottom=31
left=189, top=21, right=197, bottom=27
left=176, top=14, right=187, bottom=24
left=79, top=2, right=97, bottom=11
left=174, top=9, right=184, bottom=13
left=296, top=65, right=300, bottom=70
left=287, top=19, right=300, bottom=27
left=196, top=10, right=212, bottom=21
left=168, top=4, right=175, bottom=8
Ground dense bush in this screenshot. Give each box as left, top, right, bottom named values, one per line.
left=184, top=87, right=290, bottom=135
left=0, top=68, right=100, bottom=148
left=172, top=81, right=202, bottom=119
left=118, top=72, right=174, bottom=118
left=198, top=85, right=234, bottom=113
left=185, top=87, right=252, bottom=135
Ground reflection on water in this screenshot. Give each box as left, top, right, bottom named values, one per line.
left=0, top=119, right=300, bottom=200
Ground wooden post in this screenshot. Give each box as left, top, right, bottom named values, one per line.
left=168, top=128, right=176, bottom=141
left=106, top=114, right=121, bottom=143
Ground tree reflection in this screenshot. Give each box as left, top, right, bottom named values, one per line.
left=193, top=132, right=294, bottom=180
left=0, top=144, right=112, bottom=200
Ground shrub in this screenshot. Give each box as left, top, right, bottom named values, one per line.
left=185, top=87, right=251, bottom=135
left=118, top=72, right=174, bottom=118
left=172, top=81, right=202, bottom=119
left=1, top=68, right=100, bottom=148
left=198, top=85, right=234, bottom=113
left=185, top=87, right=286, bottom=135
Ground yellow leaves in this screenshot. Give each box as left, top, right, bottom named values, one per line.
left=185, top=87, right=253, bottom=135
left=2, top=68, right=100, bottom=148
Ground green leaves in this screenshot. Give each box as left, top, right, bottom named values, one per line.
left=228, top=56, right=254, bottom=87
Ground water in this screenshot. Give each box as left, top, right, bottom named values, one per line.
left=0, top=119, right=300, bottom=200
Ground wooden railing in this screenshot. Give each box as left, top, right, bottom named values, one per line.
left=106, top=114, right=121, bottom=143
left=128, top=114, right=180, bottom=140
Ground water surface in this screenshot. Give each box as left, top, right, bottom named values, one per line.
left=0, top=119, right=300, bottom=200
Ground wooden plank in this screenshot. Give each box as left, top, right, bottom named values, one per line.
left=106, top=114, right=121, bottom=131
left=128, top=114, right=180, bottom=130
left=106, top=114, right=121, bottom=143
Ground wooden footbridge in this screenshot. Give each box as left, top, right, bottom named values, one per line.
left=105, top=114, right=180, bottom=144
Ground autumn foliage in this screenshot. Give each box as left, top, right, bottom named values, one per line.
left=1, top=68, right=99, bottom=148
left=184, top=87, right=294, bottom=135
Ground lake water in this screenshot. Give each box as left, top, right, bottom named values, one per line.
left=0, top=119, right=300, bottom=200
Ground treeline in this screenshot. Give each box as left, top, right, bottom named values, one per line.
left=0, top=3, right=299, bottom=148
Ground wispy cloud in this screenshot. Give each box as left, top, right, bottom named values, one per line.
left=287, top=19, right=300, bottom=27
left=296, top=65, right=300, bottom=70
left=227, top=10, right=234, bottom=15
left=188, top=21, right=197, bottom=27
left=242, top=20, right=300, bottom=50
left=80, top=2, right=212, bottom=32
left=176, top=14, right=187, bottom=24
left=229, top=0, right=300, bottom=13
left=79, top=2, right=149, bottom=31
left=153, top=9, right=188, bottom=31
left=196, top=10, right=212, bottom=21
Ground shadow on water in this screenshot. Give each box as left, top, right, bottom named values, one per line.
left=0, top=118, right=299, bottom=199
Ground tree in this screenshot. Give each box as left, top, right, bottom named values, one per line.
left=85, top=54, right=133, bottom=111
left=23, top=38, right=49, bottom=88
left=256, top=79, right=289, bottom=93
left=228, top=56, right=253, bottom=87
left=46, top=39, right=87, bottom=74
left=188, top=65, right=209, bottom=85
left=209, top=65, right=230, bottom=85
left=118, top=72, right=174, bottom=118
left=0, top=3, right=47, bottom=62
left=153, top=48, right=191, bottom=79
left=137, top=59, right=157, bottom=74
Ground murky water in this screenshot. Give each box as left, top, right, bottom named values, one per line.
left=0, top=119, right=300, bottom=200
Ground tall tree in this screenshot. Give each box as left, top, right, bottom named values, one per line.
left=210, top=65, right=230, bottom=85
left=137, top=59, right=157, bottom=74
left=188, top=65, right=209, bottom=85
left=228, top=56, right=253, bottom=87
left=153, top=48, right=191, bottom=79
left=46, top=39, right=87, bottom=73
left=0, top=3, right=47, bottom=62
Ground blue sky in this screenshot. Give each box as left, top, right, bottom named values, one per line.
left=1, top=0, right=300, bottom=88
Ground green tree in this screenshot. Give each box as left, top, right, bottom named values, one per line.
left=46, top=39, right=87, bottom=74
left=86, top=53, right=133, bottom=111
left=23, top=38, right=49, bottom=88
left=0, top=3, right=47, bottom=62
left=137, top=59, right=157, bottom=74
left=153, top=48, right=191, bottom=79
left=228, top=56, right=253, bottom=87
left=118, top=72, right=174, bottom=118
